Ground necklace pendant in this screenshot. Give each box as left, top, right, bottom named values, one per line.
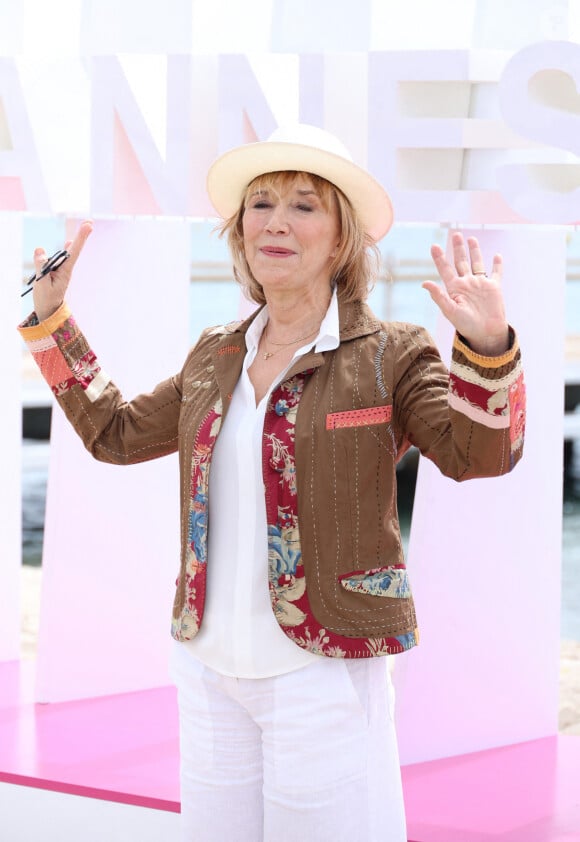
left=264, top=352, right=272, bottom=360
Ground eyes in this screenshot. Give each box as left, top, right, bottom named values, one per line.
left=250, top=199, right=314, bottom=213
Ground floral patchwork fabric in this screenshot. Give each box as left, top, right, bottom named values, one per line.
left=449, top=333, right=525, bottom=465
left=172, top=400, right=223, bottom=641
left=339, top=566, right=411, bottom=599
left=264, top=375, right=417, bottom=658
left=20, top=308, right=109, bottom=402
left=508, top=372, right=526, bottom=460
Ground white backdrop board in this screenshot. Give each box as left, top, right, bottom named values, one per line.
left=0, top=216, right=23, bottom=661
left=394, top=227, right=566, bottom=763
left=35, top=219, right=190, bottom=701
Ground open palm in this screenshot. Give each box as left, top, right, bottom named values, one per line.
left=423, top=232, right=509, bottom=357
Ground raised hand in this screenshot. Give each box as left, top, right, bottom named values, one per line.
left=423, top=231, right=510, bottom=357
left=31, top=220, right=93, bottom=322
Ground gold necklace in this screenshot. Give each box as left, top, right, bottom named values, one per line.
left=261, top=323, right=320, bottom=361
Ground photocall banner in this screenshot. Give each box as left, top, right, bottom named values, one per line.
left=0, top=28, right=571, bottom=762
left=1, top=42, right=580, bottom=223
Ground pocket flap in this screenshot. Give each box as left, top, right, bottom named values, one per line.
left=339, top=566, right=411, bottom=598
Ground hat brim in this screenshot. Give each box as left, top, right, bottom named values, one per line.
left=206, top=141, right=393, bottom=242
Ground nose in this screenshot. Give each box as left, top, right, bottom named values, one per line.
left=265, top=204, right=289, bottom=234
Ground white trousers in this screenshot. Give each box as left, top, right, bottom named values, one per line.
left=169, top=642, right=407, bottom=842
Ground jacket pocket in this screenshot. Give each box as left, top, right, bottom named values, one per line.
left=338, top=566, right=411, bottom=598
left=326, top=405, right=392, bottom=430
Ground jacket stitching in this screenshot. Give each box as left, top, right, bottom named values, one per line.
left=352, top=341, right=362, bottom=572
left=374, top=330, right=389, bottom=400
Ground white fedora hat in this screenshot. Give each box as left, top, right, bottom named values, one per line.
left=206, top=124, right=394, bottom=242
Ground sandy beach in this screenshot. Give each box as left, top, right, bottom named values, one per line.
left=19, top=565, right=580, bottom=735
left=560, top=639, right=580, bottom=735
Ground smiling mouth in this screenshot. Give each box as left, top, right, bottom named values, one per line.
left=260, top=247, right=295, bottom=256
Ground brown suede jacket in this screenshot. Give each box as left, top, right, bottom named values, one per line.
left=19, top=298, right=525, bottom=658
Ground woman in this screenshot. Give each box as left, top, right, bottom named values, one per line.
left=19, top=124, right=525, bottom=842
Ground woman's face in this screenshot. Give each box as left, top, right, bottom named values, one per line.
left=242, top=175, right=340, bottom=299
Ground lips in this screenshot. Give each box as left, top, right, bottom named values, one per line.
left=260, top=246, right=295, bottom=256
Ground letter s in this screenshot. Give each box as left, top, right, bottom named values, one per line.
left=497, top=40, right=580, bottom=223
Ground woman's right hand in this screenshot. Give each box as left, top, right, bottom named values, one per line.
left=32, top=220, right=93, bottom=322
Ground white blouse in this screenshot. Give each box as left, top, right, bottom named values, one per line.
left=180, top=290, right=340, bottom=678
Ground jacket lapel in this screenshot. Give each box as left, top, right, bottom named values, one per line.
left=211, top=328, right=247, bottom=415
left=209, top=298, right=383, bottom=406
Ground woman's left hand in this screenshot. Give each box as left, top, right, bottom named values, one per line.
left=423, top=231, right=510, bottom=356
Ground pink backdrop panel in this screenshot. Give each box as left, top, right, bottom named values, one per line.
left=35, top=219, right=190, bottom=702
left=0, top=215, right=23, bottom=661
left=394, top=226, right=565, bottom=764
